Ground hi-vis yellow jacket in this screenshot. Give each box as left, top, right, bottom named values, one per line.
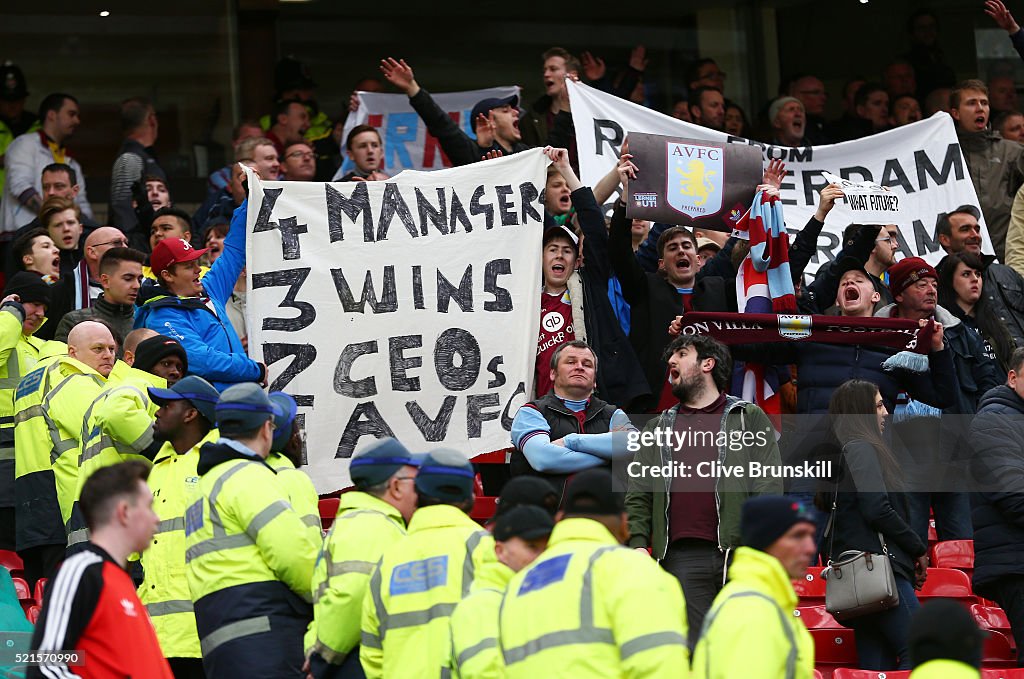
left=13, top=355, right=105, bottom=550
left=139, top=429, right=219, bottom=659
left=185, top=440, right=319, bottom=666
left=0, top=303, right=49, bottom=512
left=498, top=518, right=689, bottom=679
left=691, top=547, right=814, bottom=679
left=66, top=362, right=166, bottom=544
left=360, top=504, right=493, bottom=679
left=306, top=492, right=406, bottom=668
left=450, top=557, right=514, bottom=679
left=266, top=451, right=321, bottom=544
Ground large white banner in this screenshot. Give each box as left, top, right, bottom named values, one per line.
left=568, top=80, right=989, bottom=270
left=339, top=86, right=521, bottom=176
left=245, top=151, right=546, bottom=492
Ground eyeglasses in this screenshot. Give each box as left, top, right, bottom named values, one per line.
left=875, top=236, right=895, bottom=244
left=286, top=151, right=315, bottom=160
left=92, top=237, right=129, bottom=249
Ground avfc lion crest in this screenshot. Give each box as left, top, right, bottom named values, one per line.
left=778, top=315, right=813, bottom=340
left=666, top=142, right=724, bottom=218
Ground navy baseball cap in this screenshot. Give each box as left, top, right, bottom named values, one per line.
left=350, top=438, right=425, bottom=487
left=148, top=375, right=220, bottom=425
left=414, top=448, right=475, bottom=503
left=269, top=392, right=298, bottom=452
left=493, top=505, right=554, bottom=542
left=470, top=94, right=519, bottom=124
left=215, top=383, right=279, bottom=436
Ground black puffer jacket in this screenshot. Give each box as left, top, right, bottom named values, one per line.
left=969, top=384, right=1024, bottom=593
left=730, top=338, right=957, bottom=415
left=828, top=439, right=927, bottom=582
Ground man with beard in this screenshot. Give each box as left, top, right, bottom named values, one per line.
left=379, top=57, right=530, bottom=166
left=688, top=87, right=726, bottom=131
left=938, top=204, right=1024, bottom=347
left=138, top=375, right=220, bottom=679
left=625, top=333, right=782, bottom=650
left=510, top=340, right=637, bottom=496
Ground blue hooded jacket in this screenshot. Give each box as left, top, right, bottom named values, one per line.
left=135, top=203, right=261, bottom=391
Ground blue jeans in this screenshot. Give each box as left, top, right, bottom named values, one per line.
left=907, top=492, right=973, bottom=545
left=847, top=575, right=920, bottom=670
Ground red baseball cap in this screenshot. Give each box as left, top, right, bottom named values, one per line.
left=150, top=238, right=208, bottom=275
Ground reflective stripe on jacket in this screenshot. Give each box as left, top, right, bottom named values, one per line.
left=450, top=558, right=513, bottom=679
left=306, top=492, right=406, bottom=667
left=138, top=429, right=219, bottom=658
left=14, top=356, right=105, bottom=549
left=691, top=547, right=813, bottom=679
left=498, top=518, right=688, bottom=679
left=360, top=504, right=493, bottom=679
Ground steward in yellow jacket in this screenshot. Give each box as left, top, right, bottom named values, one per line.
left=185, top=383, right=319, bottom=679
left=66, top=336, right=189, bottom=546
left=360, top=448, right=492, bottom=679
left=14, top=321, right=115, bottom=584
left=140, top=375, right=221, bottom=674
left=306, top=438, right=422, bottom=679
left=0, top=274, right=54, bottom=552
left=267, top=391, right=320, bottom=543
left=450, top=505, right=552, bottom=679
left=498, top=469, right=689, bottom=679
left=692, top=496, right=817, bottom=679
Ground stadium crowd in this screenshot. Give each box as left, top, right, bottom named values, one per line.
left=3, top=1, right=1024, bottom=677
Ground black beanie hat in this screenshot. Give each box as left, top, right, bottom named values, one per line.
left=133, top=335, right=188, bottom=374
left=909, top=599, right=985, bottom=669
left=2, top=272, right=50, bottom=307
left=740, top=496, right=816, bottom=551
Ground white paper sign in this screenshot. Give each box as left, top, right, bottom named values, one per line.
left=822, top=170, right=903, bottom=224
left=567, top=79, right=990, bottom=271
left=245, top=151, right=546, bottom=492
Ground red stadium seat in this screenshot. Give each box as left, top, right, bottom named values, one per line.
left=470, top=496, right=497, bottom=522
left=11, top=577, right=29, bottom=603
left=813, top=671, right=823, bottom=679
left=917, top=567, right=975, bottom=603
left=831, top=670, right=910, bottom=679
left=794, top=566, right=827, bottom=606
left=931, top=540, right=974, bottom=579
left=983, top=627, right=1018, bottom=667
left=33, top=578, right=47, bottom=607
left=318, top=498, right=340, bottom=531
left=795, top=606, right=841, bottom=629
left=0, top=550, right=24, bottom=578
left=981, top=669, right=1024, bottom=678
left=25, top=604, right=39, bottom=624
left=809, top=628, right=857, bottom=666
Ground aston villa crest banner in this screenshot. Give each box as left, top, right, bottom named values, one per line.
left=625, top=132, right=762, bottom=232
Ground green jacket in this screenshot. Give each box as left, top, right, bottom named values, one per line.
left=625, top=396, right=783, bottom=558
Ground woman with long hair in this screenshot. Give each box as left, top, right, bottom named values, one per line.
left=826, top=379, right=928, bottom=671
left=938, top=251, right=1015, bottom=371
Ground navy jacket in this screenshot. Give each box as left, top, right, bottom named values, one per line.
left=970, top=385, right=1024, bottom=592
